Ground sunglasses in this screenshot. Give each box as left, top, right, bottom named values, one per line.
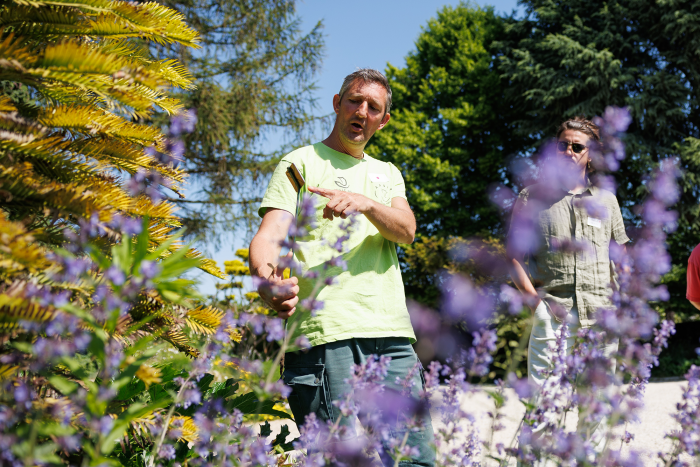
left=557, top=141, right=587, bottom=154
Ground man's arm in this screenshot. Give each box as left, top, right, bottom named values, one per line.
left=508, top=256, right=540, bottom=312
left=307, top=186, right=416, bottom=244
left=249, top=208, right=300, bottom=319
left=690, top=301, right=700, bottom=310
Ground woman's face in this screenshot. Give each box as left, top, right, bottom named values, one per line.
left=556, top=129, right=591, bottom=174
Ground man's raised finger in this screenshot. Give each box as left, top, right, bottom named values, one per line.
left=308, top=186, right=335, bottom=199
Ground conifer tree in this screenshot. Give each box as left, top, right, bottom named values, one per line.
left=367, top=3, right=526, bottom=304
left=153, top=0, right=324, bottom=243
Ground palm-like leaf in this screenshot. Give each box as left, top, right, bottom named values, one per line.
left=0, top=0, right=226, bottom=359
left=185, top=306, right=225, bottom=335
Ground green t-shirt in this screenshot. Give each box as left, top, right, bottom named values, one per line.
left=259, top=142, right=416, bottom=348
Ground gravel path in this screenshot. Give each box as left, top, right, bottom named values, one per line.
left=262, top=380, right=691, bottom=465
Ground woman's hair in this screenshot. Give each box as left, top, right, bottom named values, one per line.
left=556, top=116, right=600, bottom=142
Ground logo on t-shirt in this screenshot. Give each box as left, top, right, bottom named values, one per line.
left=335, top=176, right=350, bottom=190
left=375, top=183, right=391, bottom=204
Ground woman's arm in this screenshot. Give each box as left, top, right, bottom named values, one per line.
left=508, top=256, right=541, bottom=312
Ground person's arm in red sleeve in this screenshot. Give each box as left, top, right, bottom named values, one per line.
left=687, top=244, right=700, bottom=310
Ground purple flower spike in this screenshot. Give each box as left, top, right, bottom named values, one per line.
left=603, top=106, right=632, bottom=133
left=168, top=109, right=197, bottom=137
left=440, top=274, right=493, bottom=329
left=295, top=335, right=311, bottom=350
left=158, top=444, right=176, bottom=460
left=164, top=139, right=185, bottom=164
left=499, top=284, right=524, bottom=315
left=300, top=297, right=324, bottom=316
left=139, top=260, right=160, bottom=280
left=507, top=374, right=535, bottom=399
left=104, top=266, right=125, bottom=286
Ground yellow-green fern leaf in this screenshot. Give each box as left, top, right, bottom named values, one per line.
left=0, top=293, right=55, bottom=331
left=0, top=96, right=18, bottom=112
left=185, top=306, right=224, bottom=335
left=0, top=212, right=51, bottom=275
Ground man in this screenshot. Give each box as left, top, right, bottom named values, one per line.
left=249, top=69, right=435, bottom=466
left=687, top=244, right=700, bottom=309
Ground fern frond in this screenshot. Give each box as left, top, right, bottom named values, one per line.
left=162, top=327, right=199, bottom=358
left=97, top=41, right=194, bottom=90
left=109, top=2, right=200, bottom=47
left=0, top=33, right=36, bottom=66
left=7, top=1, right=200, bottom=47
left=0, top=293, right=55, bottom=331
left=36, top=41, right=171, bottom=91
left=72, top=139, right=185, bottom=195
left=0, top=162, right=133, bottom=218
left=0, top=111, right=47, bottom=136
left=185, top=306, right=224, bottom=335
left=0, top=5, right=82, bottom=35
left=149, top=60, right=195, bottom=91
left=0, top=96, right=18, bottom=112
left=190, top=253, right=225, bottom=279
left=2, top=40, right=186, bottom=115
left=38, top=105, right=161, bottom=144
left=10, top=0, right=113, bottom=14
left=0, top=212, right=51, bottom=275
left=0, top=365, right=18, bottom=380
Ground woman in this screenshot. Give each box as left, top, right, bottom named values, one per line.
left=507, top=116, right=629, bottom=453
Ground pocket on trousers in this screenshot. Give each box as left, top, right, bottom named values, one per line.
left=534, top=300, right=553, bottom=321
left=282, top=364, right=333, bottom=424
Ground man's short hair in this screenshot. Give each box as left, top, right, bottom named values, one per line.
left=338, top=68, right=392, bottom=115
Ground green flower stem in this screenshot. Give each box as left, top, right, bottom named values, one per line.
left=147, top=375, right=191, bottom=467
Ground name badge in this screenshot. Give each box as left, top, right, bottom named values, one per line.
left=369, top=173, right=389, bottom=183
left=587, top=217, right=602, bottom=228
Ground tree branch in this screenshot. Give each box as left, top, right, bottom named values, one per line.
left=165, top=197, right=261, bottom=205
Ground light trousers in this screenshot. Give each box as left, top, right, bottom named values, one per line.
left=523, top=301, right=618, bottom=465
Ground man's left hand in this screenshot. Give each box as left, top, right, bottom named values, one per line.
left=308, top=186, right=372, bottom=220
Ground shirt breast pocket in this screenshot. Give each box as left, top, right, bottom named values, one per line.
left=588, top=218, right=612, bottom=261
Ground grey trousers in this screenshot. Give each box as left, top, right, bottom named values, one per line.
left=282, top=337, right=435, bottom=467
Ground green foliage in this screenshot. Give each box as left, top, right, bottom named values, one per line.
left=496, top=0, right=700, bottom=320
left=652, top=321, right=700, bottom=378
left=152, top=0, right=325, bottom=244
left=0, top=225, right=291, bottom=466
left=402, top=235, right=507, bottom=306
left=368, top=3, right=530, bottom=242
left=489, top=310, right=530, bottom=380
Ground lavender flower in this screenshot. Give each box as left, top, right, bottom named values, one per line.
left=139, top=260, right=160, bottom=280
left=168, top=109, right=197, bottom=137
left=440, top=274, right=493, bottom=329
left=499, top=284, right=524, bottom=315
left=158, top=444, right=176, bottom=460
left=104, top=266, right=125, bottom=286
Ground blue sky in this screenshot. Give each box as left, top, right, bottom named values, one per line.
left=195, top=0, right=521, bottom=296
left=296, top=0, right=522, bottom=117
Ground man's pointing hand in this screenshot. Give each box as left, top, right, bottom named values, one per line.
left=308, top=186, right=372, bottom=220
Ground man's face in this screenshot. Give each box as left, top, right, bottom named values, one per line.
left=333, top=80, right=391, bottom=147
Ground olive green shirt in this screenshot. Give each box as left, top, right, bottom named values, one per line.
left=509, top=182, right=629, bottom=327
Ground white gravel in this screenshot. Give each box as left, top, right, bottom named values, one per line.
left=261, top=380, right=692, bottom=466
